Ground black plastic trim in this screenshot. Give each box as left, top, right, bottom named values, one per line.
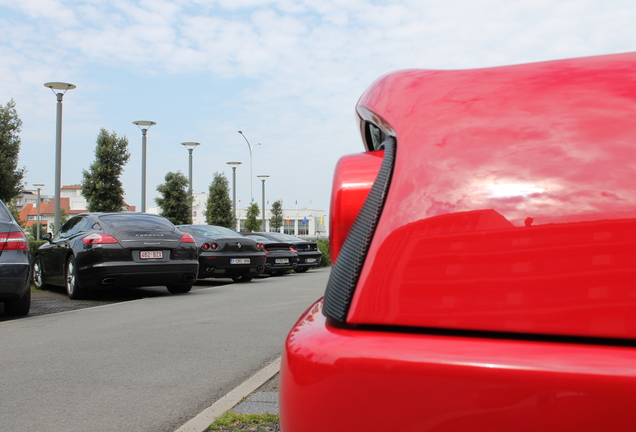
left=323, top=136, right=396, bottom=322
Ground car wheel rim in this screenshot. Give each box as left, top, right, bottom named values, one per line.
left=66, top=260, right=75, bottom=294
left=33, top=260, right=43, bottom=287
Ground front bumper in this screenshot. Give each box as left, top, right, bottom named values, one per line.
left=280, top=299, right=636, bottom=432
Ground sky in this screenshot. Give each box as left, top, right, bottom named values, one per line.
left=2, top=0, right=636, bottom=225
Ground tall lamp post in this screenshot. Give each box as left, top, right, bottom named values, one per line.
left=237, top=131, right=262, bottom=202
left=44, top=82, right=75, bottom=233
left=227, top=161, right=242, bottom=230
left=257, top=175, right=269, bottom=231
left=33, top=184, right=45, bottom=240
left=181, top=142, right=200, bottom=195
left=181, top=142, right=200, bottom=222
left=133, top=121, right=156, bottom=212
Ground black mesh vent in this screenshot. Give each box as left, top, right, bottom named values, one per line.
left=323, top=136, right=396, bottom=322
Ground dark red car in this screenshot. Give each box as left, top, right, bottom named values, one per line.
left=280, top=52, right=636, bottom=431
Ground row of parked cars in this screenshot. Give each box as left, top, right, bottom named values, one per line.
left=0, top=205, right=322, bottom=314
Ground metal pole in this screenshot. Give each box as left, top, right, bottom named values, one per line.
left=188, top=148, right=193, bottom=195
left=141, top=128, right=147, bottom=212
left=54, top=92, right=63, bottom=233
left=261, top=178, right=266, bottom=231
left=232, top=166, right=237, bottom=227
left=36, top=187, right=41, bottom=240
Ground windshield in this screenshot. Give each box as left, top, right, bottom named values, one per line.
left=267, top=233, right=302, bottom=242
left=181, top=225, right=242, bottom=237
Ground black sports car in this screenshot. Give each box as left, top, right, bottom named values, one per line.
left=241, top=232, right=299, bottom=276
left=177, top=225, right=266, bottom=282
left=249, top=232, right=322, bottom=273
left=0, top=199, right=31, bottom=316
left=33, top=212, right=199, bottom=299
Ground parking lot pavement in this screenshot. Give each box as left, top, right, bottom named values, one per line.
left=0, top=280, right=232, bottom=322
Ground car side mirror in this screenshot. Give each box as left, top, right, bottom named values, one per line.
left=41, top=232, right=52, bottom=242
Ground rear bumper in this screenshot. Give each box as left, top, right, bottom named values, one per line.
left=280, top=299, right=636, bottom=432
left=295, top=252, right=322, bottom=268
left=77, top=261, right=199, bottom=289
left=0, top=263, right=31, bottom=299
left=197, top=254, right=266, bottom=279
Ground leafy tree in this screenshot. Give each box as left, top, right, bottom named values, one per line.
left=6, top=200, right=24, bottom=227
left=205, top=172, right=236, bottom=229
left=81, top=128, right=130, bottom=212
left=269, top=199, right=283, bottom=232
left=244, top=202, right=261, bottom=232
left=0, top=99, right=26, bottom=202
left=48, top=208, right=69, bottom=234
left=26, top=223, right=47, bottom=240
left=156, top=171, right=191, bottom=225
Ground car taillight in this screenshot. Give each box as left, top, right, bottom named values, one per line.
left=81, top=233, right=118, bottom=244
left=201, top=243, right=210, bottom=250
left=257, top=242, right=265, bottom=250
left=290, top=247, right=297, bottom=253
left=180, top=233, right=196, bottom=243
left=202, top=241, right=218, bottom=250
left=0, top=231, right=29, bottom=250
left=329, top=151, right=383, bottom=263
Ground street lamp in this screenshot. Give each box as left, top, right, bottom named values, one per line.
left=181, top=142, right=200, bottom=195
left=257, top=175, right=269, bottom=231
left=44, top=81, right=75, bottom=233
left=227, top=161, right=242, bottom=230
left=133, top=121, right=156, bottom=212
left=237, top=131, right=262, bottom=202
left=33, top=184, right=45, bottom=240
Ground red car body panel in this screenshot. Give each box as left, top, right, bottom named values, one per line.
left=280, top=52, right=636, bottom=431
left=349, top=52, right=636, bottom=339
left=281, top=300, right=636, bottom=432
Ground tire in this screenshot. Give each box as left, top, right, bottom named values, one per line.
left=65, top=255, right=84, bottom=300
left=32, top=256, right=49, bottom=289
left=167, top=282, right=193, bottom=294
left=232, top=275, right=254, bottom=283
left=4, top=289, right=31, bottom=316
left=295, top=267, right=309, bottom=273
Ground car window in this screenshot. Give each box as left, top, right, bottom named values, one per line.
left=0, top=200, right=12, bottom=222
left=191, top=225, right=240, bottom=237
left=57, top=216, right=85, bottom=239
left=98, top=214, right=175, bottom=231
left=245, top=234, right=270, bottom=242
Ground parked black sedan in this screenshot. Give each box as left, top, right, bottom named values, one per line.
left=248, top=232, right=322, bottom=273
left=32, top=213, right=199, bottom=299
left=0, top=199, right=31, bottom=316
left=242, top=232, right=299, bottom=276
left=176, top=225, right=266, bottom=282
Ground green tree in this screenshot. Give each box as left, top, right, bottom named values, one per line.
left=269, top=199, right=283, bottom=232
left=48, top=208, right=69, bottom=234
left=81, top=128, right=130, bottom=212
left=156, top=171, right=191, bottom=225
left=244, top=202, right=261, bottom=232
left=205, top=172, right=236, bottom=229
left=0, top=99, right=26, bottom=202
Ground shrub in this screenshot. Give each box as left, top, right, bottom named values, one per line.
left=29, top=240, right=46, bottom=262
left=316, top=238, right=330, bottom=267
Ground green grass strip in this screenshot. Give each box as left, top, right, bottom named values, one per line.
left=209, top=411, right=279, bottom=430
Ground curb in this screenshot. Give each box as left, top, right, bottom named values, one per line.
left=174, top=357, right=281, bottom=432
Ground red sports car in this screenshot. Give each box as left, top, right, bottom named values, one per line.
left=280, top=52, right=636, bottom=431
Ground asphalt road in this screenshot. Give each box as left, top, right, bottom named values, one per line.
left=0, top=269, right=328, bottom=432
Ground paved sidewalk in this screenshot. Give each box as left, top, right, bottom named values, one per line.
left=233, top=373, right=280, bottom=415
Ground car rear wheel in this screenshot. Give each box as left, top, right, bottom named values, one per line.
left=232, top=275, right=253, bottom=283
left=167, top=282, right=193, bottom=294
left=295, top=267, right=309, bottom=273
left=32, top=256, right=49, bottom=289
left=66, top=256, right=84, bottom=300
left=3, top=289, right=31, bottom=316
